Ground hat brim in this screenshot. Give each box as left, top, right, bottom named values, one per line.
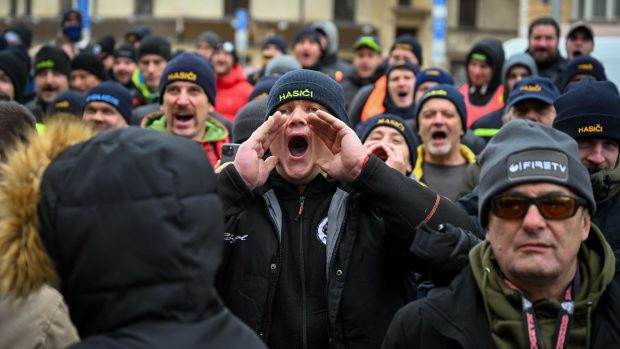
left=507, top=94, right=554, bottom=110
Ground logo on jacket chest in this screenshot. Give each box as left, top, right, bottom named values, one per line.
left=317, top=217, right=328, bottom=245
left=224, top=232, right=248, bottom=244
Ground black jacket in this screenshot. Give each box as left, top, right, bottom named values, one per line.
left=593, top=193, right=620, bottom=260
left=216, top=156, right=476, bottom=349
left=36, top=127, right=266, bottom=349
left=382, top=227, right=620, bottom=349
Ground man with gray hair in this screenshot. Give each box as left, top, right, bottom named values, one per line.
left=383, top=120, right=620, bottom=348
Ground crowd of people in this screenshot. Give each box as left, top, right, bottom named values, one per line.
left=0, top=8, right=618, bottom=349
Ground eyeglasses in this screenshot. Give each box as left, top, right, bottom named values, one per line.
left=491, top=193, right=587, bottom=220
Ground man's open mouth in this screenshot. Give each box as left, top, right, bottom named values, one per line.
left=431, top=130, right=447, bottom=140
left=288, top=136, right=309, bottom=157
left=397, top=91, right=408, bottom=98
left=174, top=114, right=193, bottom=121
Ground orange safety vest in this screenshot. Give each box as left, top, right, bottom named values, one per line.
left=458, top=83, right=504, bottom=128
left=360, top=75, right=387, bottom=123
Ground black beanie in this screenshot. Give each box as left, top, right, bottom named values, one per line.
left=71, top=53, right=108, bottom=82
left=553, top=79, right=620, bottom=144
left=84, top=81, right=133, bottom=124
left=47, top=89, right=85, bottom=116
left=159, top=53, right=216, bottom=106
left=262, top=35, right=288, bottom=53
left=390, top=34, right=423, bottom=65
left=233, top=98, right=268, bottom=143
left=292, top=27, right=321, bottom=47
left=35, top=45, right=71, bottom=78
left=560, top=55, right=607, bottom=91
left=267, top=69, right=347, bottom=123
left=137, top=36, right=172, bottom=61
left=0, top=50, right=28, bottom=102
left=479, top=120, right=595, bottom=228
left=114, top=43, right=136, bottom=62
left=93, top=35, right=116, bottom=57
left=4, top=23, right=32, bottom=49
left=357, top=113, right=418, bottom=167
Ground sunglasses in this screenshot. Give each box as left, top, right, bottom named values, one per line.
left=491, top=193, right=587, bottom=220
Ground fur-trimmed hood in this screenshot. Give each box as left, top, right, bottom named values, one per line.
left=0, top=116, right=96, bottom=298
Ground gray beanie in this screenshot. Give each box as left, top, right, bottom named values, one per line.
left=265, top=54, right=301, bottom=76
left=233, top=98, right=268, bottom=143
left=478, top=120, right=595, bottom=228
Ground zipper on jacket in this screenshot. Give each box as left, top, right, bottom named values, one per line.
left=258, top=201, right=283, bottom=340
left=324, top=196, right=352, bottom=343
left=298, top=195, right=308, bottom=349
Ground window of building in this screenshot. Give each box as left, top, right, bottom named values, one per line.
left=334, top=0, right=354, bottom=22
left=60, top=0, right=73, bottom=12
left=225, top=0, right=249, bottom=17
left=135, top=0, right=153, bottom=16
left=572, top=0, right=618, bottom=21
left=459, top=0, right=477, bottom=28
left=399, top=0, right=411, bottom=6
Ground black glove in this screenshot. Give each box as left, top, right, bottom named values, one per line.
left=410, top=223, right=480, bottom=286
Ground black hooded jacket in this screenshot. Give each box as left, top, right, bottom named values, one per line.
left=36, top=128, right=266, bottom=349
left=464, top=39, right=505, bottom=106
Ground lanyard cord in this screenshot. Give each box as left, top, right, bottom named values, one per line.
left=503, top=278, right=576, bottom=349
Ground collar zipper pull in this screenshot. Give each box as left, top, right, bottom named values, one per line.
left=298, top=196, right=305, bottom=217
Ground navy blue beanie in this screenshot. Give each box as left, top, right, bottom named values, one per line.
left=292, top=27, right=321, bottom=47
left=386, top=60, right=420, bottom=78
left=390, top=34, right=423, bottom=65
left=267, top=69, right=347, bottom=123
left=560, top=55, right=607, bottom=91
left=415, top=84, right=467, bottom=131
left=357, top=113, right=418, bottom=167
left=262, top=35, right=288, bottom=53
left=249, top=75, right=279, bottom=102
left=48, top=90, right=85, bottom=116
left=553, top=79, right=620, bottom=144
left=413, top=67, right=454, bottom=97
left=158, top=52, right=216, bottom=106
left=84, top=81, right=133, bottom=124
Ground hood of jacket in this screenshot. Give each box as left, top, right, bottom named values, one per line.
left=312, top=20, right=339, bottom=65
left=0, top=116, right=96, bottom=298
left=466, top=38, right=505, bottom=96
left=0, top=121, right=225, bottom=337
left=501, top=53, right=539, bottom=101
left=216, top=63, right=249, bottom=90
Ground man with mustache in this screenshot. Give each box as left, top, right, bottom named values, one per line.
left=414, top=84, right=477, bottom=201
left=526, top=17, right=567, bottom=88
left=141, top=53, right=229, bottom=167
left=25, top=45, right=71, bottom=122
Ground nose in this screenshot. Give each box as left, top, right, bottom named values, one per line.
left=586, top=143, right=606, bottom=166
left=45, top=72, right=55, bottom=84
left=288, top=106, right=308, bottom=127
left=521, top=203, right=547, bottom=232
